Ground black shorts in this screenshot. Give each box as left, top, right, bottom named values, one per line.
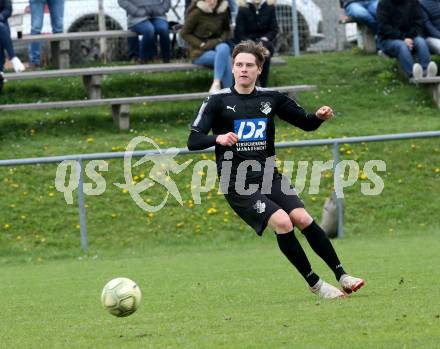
left=224, top=173, right=304, bottom=236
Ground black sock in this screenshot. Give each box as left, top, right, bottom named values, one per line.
left=301, top=221, right=346, bottom=281
left=276, top=231, right=320, bottom=287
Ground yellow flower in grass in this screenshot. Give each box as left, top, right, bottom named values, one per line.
left=434, top=168, right=440, bottom=173
left=48, top=192, right=54, bottom=197
left=4, top=223, right=11, bottom=229
left=359, top=171, right=368, bottom=180
left=86, top=137, right=94, bottom=143
left=416, top=164, right=423, bottom=169
left=207, top=207, right=218, bottom=215
left=75, top=224, right=80, bottom=229
left=176, top=222, right=184, bottom=228
left=147, top=212, right=154, bottom=219
left=16, top=235, right=22, bottom=241
left=111, top=213, right=117, bottom=219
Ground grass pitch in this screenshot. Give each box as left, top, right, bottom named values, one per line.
left=1, top=50, right=439, bottom=348
left=1, top=232, right=439, bottom=349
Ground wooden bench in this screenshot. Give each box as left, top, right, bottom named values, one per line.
left=13, top=30, right=138, bottom=69
left=3, top=57, right=286, bottom=99
left=340, top=16, right=376, bottom=53
left=0, top=85, right=316, bottom=130
left=410, top=77, right=440, bottom=109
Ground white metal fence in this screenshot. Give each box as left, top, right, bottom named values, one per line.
left=1, top=131, right=440, bottom=252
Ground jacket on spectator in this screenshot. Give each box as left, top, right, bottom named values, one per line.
left=0, top=0, right=12, bottom=23
left=181, top=0, right=231, bottom=60
left=339, top=0, right=361, bottom=9
left=420, top=0, right=440, bottom=39
left=234, top=0, right=278, bottom=43
left=118, top=0, right=171, bottom=28
left=377, top=0, right=424, bottom=40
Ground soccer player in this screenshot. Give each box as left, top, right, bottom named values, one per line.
left=187, top=40, right=365, bottom=299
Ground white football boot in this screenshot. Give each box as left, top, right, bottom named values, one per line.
left=310, top=279, right=346, bottom=299
left=339, top=274, right=365, bottom=294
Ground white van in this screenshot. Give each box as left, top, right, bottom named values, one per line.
left=9, top=0, right=323, bottom=63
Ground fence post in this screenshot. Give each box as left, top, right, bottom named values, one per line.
left=290, top=0, right=300, bottom=56
left=98, top=0, right=107, bottom=63
left=76, top=159, right=89, bottom=253
left=332, top=142, right=344, bottom=238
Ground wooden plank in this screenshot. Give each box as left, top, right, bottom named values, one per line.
left=13, top=30, right=137, bottom=44
left=3, top=57, right=286, bottom=81
left=0, top=85, right=315, bottom=111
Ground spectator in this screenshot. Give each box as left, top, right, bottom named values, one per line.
left=1, top=0, right=25, bottom=90
left=420, top=0, right=440, bottom=54
left=181, top=0, right=233, bottom=93
left=118, top=0, right=171, bottom=63
left=234, top=0, right=278, bottom=87
left=185, top=0, right=237, bottom=24
left=377, top=0, right=437, bottom=79
left=340, top=0, right=378, bottom=34
left=29, top=0, right=64, bottom=68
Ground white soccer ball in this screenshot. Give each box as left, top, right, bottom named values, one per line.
left=101, top=277, right=142, bottom=317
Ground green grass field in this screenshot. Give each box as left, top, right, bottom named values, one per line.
left=0, top=50, right=439, bottom=348
left=2, top=234, right=439, bottom=349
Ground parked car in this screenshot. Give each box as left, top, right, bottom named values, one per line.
left=9, top=0, right=323, bottom=64
left=275, top=0, right=324, bottom=53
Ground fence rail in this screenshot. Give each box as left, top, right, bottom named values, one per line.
left=2, top=130, right=440, bottom=252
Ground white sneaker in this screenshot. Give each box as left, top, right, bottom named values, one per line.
left=339, top=274, right=365, bottom=294
left=209, top=81, right=221, bottom=94
left=412, top=63, right=423, bottom=80
left=426, top=61, right=438, bottom=78
left=310, top=279, right=346, bottom=299
left=11, top=56, right=26, bottom=73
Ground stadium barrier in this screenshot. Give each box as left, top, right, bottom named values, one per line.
left=1, top=130, right=440, bottom=253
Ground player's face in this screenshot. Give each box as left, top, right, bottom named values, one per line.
left=232, top=53, right=262, bottom=89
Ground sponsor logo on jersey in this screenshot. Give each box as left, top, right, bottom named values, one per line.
left=227, top=105, right=236, bottom=112
left=260, top=101, right=272, bottom=115
left=234, top=118, right=267, bottom=142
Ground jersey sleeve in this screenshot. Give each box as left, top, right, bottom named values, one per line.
left=187, top=96, right=218, bottom=151
left=275, top=92, right=324, bottom=131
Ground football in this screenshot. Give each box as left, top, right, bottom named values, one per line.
left=101, top=277, right=142, bottom=317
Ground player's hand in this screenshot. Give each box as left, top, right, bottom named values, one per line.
left=315, top=106, right=334, bottom=120
left=216, top=132, right=238, bottom=147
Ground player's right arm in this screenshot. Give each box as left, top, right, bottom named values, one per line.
left=187, top=96, right=238, bottom=150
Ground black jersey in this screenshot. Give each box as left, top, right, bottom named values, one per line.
left=187, top=86, right=324, bottom=184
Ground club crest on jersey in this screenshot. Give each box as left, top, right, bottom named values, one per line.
left=253, top=200, right=266, bottom=214
left=260, top=101, right=272, bottom=115
left=234, top=118, right=267, bottom=141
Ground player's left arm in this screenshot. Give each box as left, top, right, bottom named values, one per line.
left=276, top=94, right=332, bottom=131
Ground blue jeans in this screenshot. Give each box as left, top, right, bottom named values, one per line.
left=29, top=0, right=64, bottom=65
left=381, top=36, right=431, bottom=77
left=193, top=43, right=233, bottom=88
left=0, top=21, right=15, bottom=71
left=345, top=0, right=378, bottom=33
left=129, top=18, right=170, bottom=62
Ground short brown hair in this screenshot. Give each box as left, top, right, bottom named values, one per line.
left=232, top=40, right=266, bottom=68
